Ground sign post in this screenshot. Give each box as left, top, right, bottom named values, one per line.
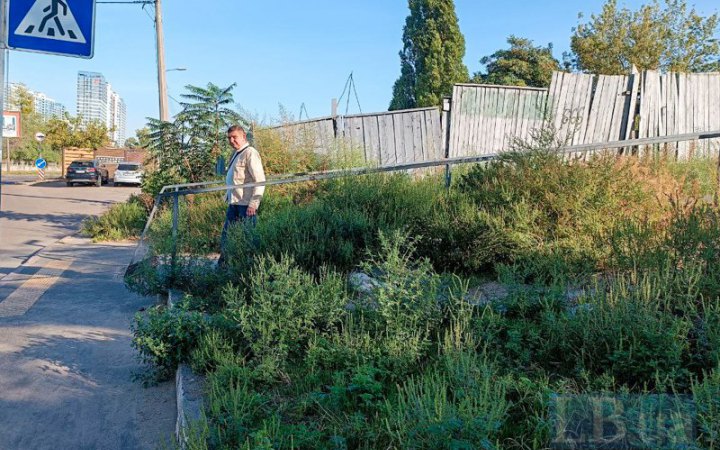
left=34, top=132, right=45, bottom=180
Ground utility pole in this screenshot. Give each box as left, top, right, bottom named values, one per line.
left=155, top=0, right=168, bottom=122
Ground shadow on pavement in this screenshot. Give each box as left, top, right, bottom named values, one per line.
left=2, top=192, right=115, bottom=205
left=0, top=239, right=175, bottom=449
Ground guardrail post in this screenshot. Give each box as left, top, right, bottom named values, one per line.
left=171, top=191, right=179, bottom=273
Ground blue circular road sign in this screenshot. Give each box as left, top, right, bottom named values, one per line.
left=35, top=158, right=47, bottom=169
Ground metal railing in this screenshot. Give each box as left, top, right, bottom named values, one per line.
left=131, top=130, right=720, bottom=268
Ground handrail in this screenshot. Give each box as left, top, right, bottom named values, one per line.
left=130, top=129, right=720, bottom=268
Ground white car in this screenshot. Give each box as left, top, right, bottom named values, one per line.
left=113, top=163, right=144, bottom=186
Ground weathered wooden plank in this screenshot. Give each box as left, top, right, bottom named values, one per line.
left=362, top=116, right=380, bottom=163
left=453, top=86, right=468, bottom=156
left=379, top=113, right=397, bottom=165
left=479, top=88, right=492, bottom=154
left=569, top=72, right=585, bottom=145
left=411, top=112, right=424, bottom=162
left=429, top=109, right=443, bottom=160
left=448, top=86, right=462, bottom=157
left=549, top=71, right=563, bottom=129
left=677, top=72, right=689, bottom=158
left=710, top=74, right=720, bottom=154
left=585, top=75, right=602, bottom=144
left=469, top=86, right=481, bottom=155
left=509, top=89, right=523, bottom=148
left=403, top=111, right=416, bottom=163
left=421, top=110, right=432, bottom=160
left=624, top=70, right=640, bottom=143
left=516, top=91, right=529, bottom=145
left=609, top=75, right=628, bottom=142
left=451, top=88, right=475, bottom=156
left=493, top=89, right=507, bottom=151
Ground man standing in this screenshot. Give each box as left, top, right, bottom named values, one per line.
left=220, top=125, right=265, bottom=255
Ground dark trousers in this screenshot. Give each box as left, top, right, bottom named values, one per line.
left=219, top=204, right=257, bottom=256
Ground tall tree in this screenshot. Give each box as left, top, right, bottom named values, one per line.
left=472, top=36, right=561, bottom=88
left=177, top=82, right=242, bottom=158
left=569, top=0, right=720, bottom=74
left=389, top=0, right=468, bottom=110
left=141, top=83, right=245, bottom=195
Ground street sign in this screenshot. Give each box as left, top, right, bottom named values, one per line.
left=7, top=0, right=96, bottom=58
left=35, top=158, right=47, bottom=169
left=35, top=132, right=46, bottom=142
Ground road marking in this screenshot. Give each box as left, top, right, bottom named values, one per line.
left=0, top=258, right=73, bottom=318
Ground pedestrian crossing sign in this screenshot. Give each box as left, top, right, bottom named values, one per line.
left=7, top=0, right=96, bottom=58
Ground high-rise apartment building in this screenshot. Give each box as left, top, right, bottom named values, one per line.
left=76, top=71, right=127, bottom=147
left=109, top=91, right=127, bottom=147
left=76, top=71, right=108, bottom=125
left=3, top=82, right=66, bottom=120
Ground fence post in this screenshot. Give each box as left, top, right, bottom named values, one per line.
left=442, top=97, right=452, bottom=189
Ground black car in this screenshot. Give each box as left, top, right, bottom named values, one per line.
left=66, top=160, right=109, bottom=187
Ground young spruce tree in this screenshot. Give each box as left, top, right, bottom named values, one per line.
left=389, top=0, right=468, bottom=110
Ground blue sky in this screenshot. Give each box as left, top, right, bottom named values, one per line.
left=7, top=0, right=720, bottom=137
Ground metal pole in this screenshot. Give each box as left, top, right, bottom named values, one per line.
left=442, top=97, right=452, bottom=189
left=0, top=0, right=7, bottom=213
left=155, top=0, right=168, bottom=122
left=170, top=191, right=179, bottom=270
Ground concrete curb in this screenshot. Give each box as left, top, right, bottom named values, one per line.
left=167, top=289, right=205, bottom=448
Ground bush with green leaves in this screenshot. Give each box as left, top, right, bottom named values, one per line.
left=131, top=301, right=207, bottom=380
left=82, top=194, right=148, bottom=241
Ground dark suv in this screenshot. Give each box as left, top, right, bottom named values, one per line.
left=66, top=160, right=109, bottom=187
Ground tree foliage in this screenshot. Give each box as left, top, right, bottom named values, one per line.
left=44, top=113, right=112, bottom=152
left=472, top=36, right=561, bottom=88
left=142, top=83, right=246, bottom=195
left=569, top=0, right=720, bottom=74
left=389, top=0, right=468, bottom=110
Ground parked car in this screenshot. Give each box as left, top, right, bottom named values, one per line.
left=113, top=163, right=144, bottom=186
left=66, top=160, right=109, bottom=187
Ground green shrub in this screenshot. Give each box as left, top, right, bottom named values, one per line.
left=131, top=301, right=207, bottom=380
left=224, top=255, right=348, bottom=382
left=149, top=193, right=226, bottom=255
left=383, top=366, right=507, bottom=449
left=82, top=195, right=148, bottom=241
left=693, top=367, right=720, bottom=449
left=456, top=151, right=664, bottom=283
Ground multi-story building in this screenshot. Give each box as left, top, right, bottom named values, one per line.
left=109, top=91, right=127, bottom=147
left=34, top=92, right=67, bottom=119
left=76, top=71, right=127, bottom=147
left=3, top=82, right=67, bottom=120
left=76, top=71, right=109, bottom=126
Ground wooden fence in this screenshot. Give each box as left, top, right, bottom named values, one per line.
left=267, top=117, right=335, bottom=155
left=266, top=107, right=443, bottom=165
left=639, top=71, right=720, bottom=158
left=448, top=84, right=547, bottom=157
left=547, top=72, right=639, bottom=146
left=270, top=70, right=720, bottom=164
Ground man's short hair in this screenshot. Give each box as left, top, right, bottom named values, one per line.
left=227, top=125, right=246, bottom=135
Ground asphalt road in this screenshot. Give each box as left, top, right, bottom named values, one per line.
left=0, top=176, right=141, bottom=278
left=0, top=176, right=176, bottom=449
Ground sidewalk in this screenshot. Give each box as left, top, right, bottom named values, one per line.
left=0, top=235, right=175, bottom=450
